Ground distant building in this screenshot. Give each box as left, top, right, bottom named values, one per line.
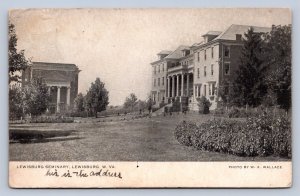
left=150, top=24, right=270, bottom=110
left=22, top=62, right=80, bottom=113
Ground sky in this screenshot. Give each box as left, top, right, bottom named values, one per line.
left=9, top=8, right=291, bottom=106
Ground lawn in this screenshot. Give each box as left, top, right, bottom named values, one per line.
left=9, top=112, right=289, bottom=161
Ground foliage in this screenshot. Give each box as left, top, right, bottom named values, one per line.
left=85, top=78, right=109, bottom=118
left=9, top=22, right=29, bottom=83
left=174, top=113, right=291, bottom=158
left=22, top=78, right=51, bottom=117
left=197, top=96, right=211, bottom=114
left=227, top=25, right=291, bottom=111
left=146, top=94, right=155, bottom=113
left=134, top=100, right=147, bottom=111
left=73, top=93, right=85, bottom=112
left=263, top=25, right=291, bottom=111
left=9, top=86, right=24, bottom=120
left=123, top=93, right=138, bottom=111
left=230, top=27, right=267, bottom=107
left=29, top=116, right=74, bottom=123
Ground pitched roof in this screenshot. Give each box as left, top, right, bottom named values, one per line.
left=213, top=24, right=271, bottom=41
left=157, top=50, right=172, bottom=55
left=31, top=62, right=80, bottom=72
left=165, top=45, right=190, bottom=59
left=202, top=31, right=222, bottom=37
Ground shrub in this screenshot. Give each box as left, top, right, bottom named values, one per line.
left=197, top=96, right=211, bottom=114
left=29, top=116, right=74, bottom=123
left=174, top=121, right=197, bottom=146
left=174, top=113, right=291, bottom=158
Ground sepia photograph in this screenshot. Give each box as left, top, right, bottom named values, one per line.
left=8, top=8, right=292, bottom=188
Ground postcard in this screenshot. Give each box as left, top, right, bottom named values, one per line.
left=8, top=8, right=292, bottom=188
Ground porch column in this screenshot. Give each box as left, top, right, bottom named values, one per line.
left=30, top=67, right=33, bottom=81
left=181, top=74, right=184, bottom=96
left=57, top=86, right=61, bottom=113
left=186, top=73, right=190, bottom=96
left=193, top=85, right=196, bottom=100
left=167, top=77, right=170, bottom=98
left=67, top=86, right=71, bottom=107
left=48, top=86, right=51, bottom=95
left=172, top=75, right=175, bottom=98
left=176, top=75, right=179, bottom=97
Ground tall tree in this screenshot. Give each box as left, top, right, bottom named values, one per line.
left=85, top=78, right=109, bottom=118
left=231, top=27, right=267, bottom=107
left=123, top=93, right=138, bottom=111
left=9, top=22, right=29, bottom=83
left=263, top=25, right=291, bottom=111
left=22, top=78, right=51, bottom=117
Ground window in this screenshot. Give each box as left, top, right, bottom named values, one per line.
left=154, top=79, right=156, bottom=86
left=236, top=34, right=242, bottom=41
left=211, top=64, right=214, bottom=75
left=204, top=50, right=207, bottom=60
left=158, top=78, right=160, bottom=86
left=224, top=63, right=230, bottom=75
left=197, top=52, right=200, bottom=62
left=224, top=85, right=229, bottom=95
left=162, top=64, right=164, bottom=71
left=154, top=66, right=156, bottom=74
left=209, top=84, right=212, bottom=96
left=224, top=45, right=230, bottom=57
left=158, top=65, right=160, bottom=73
left=204, top=85, right=206, bottom=96
left=204, top=66, right=207, bottom=77
left=211, top=47, right=214, bottom=58
left=162, top=77, right=164, bottom=85
left=197, top=68, right=200, bottom=78
left=212, top=83, right=215, bottom=95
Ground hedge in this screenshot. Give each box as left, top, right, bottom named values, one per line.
left=174, top=113, right=291, bottom=158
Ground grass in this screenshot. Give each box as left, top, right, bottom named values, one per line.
left=9, top=112, right=289, bottom=161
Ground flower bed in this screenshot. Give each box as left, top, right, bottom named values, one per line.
left=174, top=113, right=291, bottom=158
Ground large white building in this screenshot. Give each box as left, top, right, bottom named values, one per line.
left=150, top=24, right=270, bottom=111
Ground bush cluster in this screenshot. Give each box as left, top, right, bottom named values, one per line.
left=174, top=113, right=291, bottom=158
left=28, top=116, right=74, bottom=123
left=214, top=106, right=287, bottom=119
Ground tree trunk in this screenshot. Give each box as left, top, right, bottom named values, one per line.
left=94, top=108, right=97, bottom=118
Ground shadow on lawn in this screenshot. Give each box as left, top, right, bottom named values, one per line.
left=9, top=126, right=83, bottom=144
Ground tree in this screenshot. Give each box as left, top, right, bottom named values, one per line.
left=9, top=22, right=29, bottom=84
left=73, top=93, right=85, bottom=112
left=123, top=93, right=138, bottom=111
left=230, top=27, right=267, bottom=107
left=135, top=100, right=147, bottom=111
left=263, top=25, right=291, bottom=111
left=85, top=78, right=109, bottom=118
left=9, top=86, right=24, bottom=120
left=22, top=78, right=51, bottom=117
left=146, top=94, right=154, bottom=113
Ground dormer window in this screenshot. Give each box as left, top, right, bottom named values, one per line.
left=204, top=36, right=208, bottom=43
left=236, top=34, right=242, bottom=41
